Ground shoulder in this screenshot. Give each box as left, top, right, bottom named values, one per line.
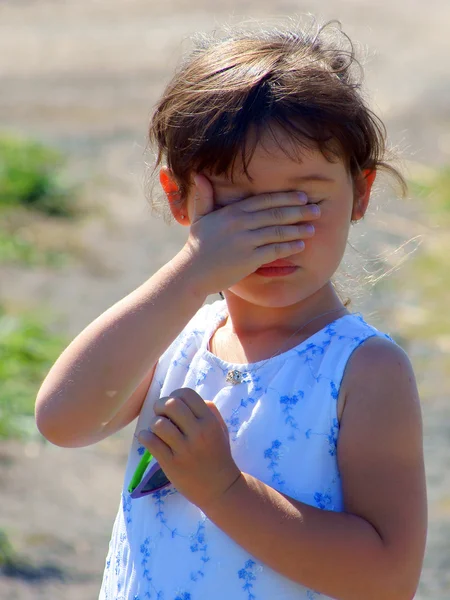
left=178, top=299, right=224, bottom=339
left=159, top=299, right=225, bottom=361
left=341, top=334, right=417, bottom=401
left=338, top=334, right=423, bottom=463
left=338, top=333, right=418, bottom=421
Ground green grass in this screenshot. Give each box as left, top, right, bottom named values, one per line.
left=0, top=228, right=68, bottom=267
left=0, top=305, right=67, bottom=439
left=0, top=133, right=80, bottom=266
left=381, top=165, right=450, bottom=374
left=0, top=528, right=67, bottom=580
left=409, top=166, right=450, bottom=224
left=0, top=529, right=18, bottom=569
left=0, top=134, right=77, bottom=217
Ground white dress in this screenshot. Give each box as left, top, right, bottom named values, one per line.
left=99, top=299, right=394, bottom=600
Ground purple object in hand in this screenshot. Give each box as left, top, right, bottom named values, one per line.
left=129, top=459, right=171, bottom=499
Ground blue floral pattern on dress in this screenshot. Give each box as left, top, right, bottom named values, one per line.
left=99, top=301, right=391, bottom=599
left=238, top=558, right=260, bottom=599
left=225, top=395, right=257, bottom=441
left=307, top=590, right=322, bottom=599
left=189, top=521, right=210, bottom=573
left=140, top=537, right=152, bottom=581
left=279, top=390, right=303, bottom=440
left=264, top=440, right=285, bottom=488
left=314, top=491, right=333, bottom=510
left=305, top=418, right=339, bottom=456
left=122, top=492, right=132, bottom=524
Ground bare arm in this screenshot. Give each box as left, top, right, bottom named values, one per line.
left=35, top=252, right=207, bottom=448
left=80, top=361, right=158, bottom=446
left=35, top=179, right=317, bottom=448
left=202, top=337, right=427, bottom=600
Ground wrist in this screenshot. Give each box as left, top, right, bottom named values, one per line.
left=201, top=470, right=245, bottom=517
left=172, top=246, right=214, bottom=299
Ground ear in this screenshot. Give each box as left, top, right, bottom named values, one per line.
left=351, top=169, right=377, bottom=222
left=159, top=166, right=189, bottom=226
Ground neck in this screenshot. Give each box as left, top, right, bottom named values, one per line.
left=221, top=282, right=348, bottom=338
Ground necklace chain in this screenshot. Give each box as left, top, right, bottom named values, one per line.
left=213, top=307, right=346, bottom=385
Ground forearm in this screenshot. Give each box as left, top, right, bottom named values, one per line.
left=35, top=250, right=207, bottom=446
left=203, top=472, right=410, bottom=600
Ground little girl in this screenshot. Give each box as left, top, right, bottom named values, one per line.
left=35, top=18, right=427, bottom=600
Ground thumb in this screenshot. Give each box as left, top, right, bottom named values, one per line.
left=192, top=173, right=215, bottom=222
left=206, top=400, right=229, bottom=438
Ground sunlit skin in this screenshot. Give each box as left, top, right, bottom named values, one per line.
left=161, top=128, right=375, bottom=347
left=136, top=131, right=426, bottom=598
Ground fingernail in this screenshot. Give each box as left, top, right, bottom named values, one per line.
left=137, top=429, right=151, bottom=443
left=297, top=192, right=307, bottom=204
left=310, top=205, right=321, bottom=215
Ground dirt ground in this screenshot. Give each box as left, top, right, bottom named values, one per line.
left=0, top=0, right=449, bottom=598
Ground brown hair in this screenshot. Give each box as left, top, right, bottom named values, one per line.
left=148, top=17, right=406, bottom=221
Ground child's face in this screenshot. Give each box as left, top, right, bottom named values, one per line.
left=182, top=128, right=373, bottom=308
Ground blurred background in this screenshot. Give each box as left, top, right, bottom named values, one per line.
left=0, top=1, right=449, bottom=598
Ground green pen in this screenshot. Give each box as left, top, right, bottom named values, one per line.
left=128, top=449, right=153, bottom=493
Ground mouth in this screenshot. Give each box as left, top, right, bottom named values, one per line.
left=254, top=261, right=299, bottom=278
left=259, top=259, right=295, bottom=268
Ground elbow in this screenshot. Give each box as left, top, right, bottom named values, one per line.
left=393, top=578, right=420, bottom=600
left=380, top=564, right=421, bottom=600
left=359, top=578, right=418, bottom=600
left=36, top=418, right=95, bottom=448
left=35, top=396, right=59, bottom=445
left=351, top=552, right=422, bottom=600
left=35, top=410, right=73, bottom=447
left=35, top=396, right=91, bottom=448
left=35, top=390, right=64, bottom=445
left=385, top=585, right=418, bottom=600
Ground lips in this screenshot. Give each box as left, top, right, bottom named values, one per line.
left=259, top=259, right=295, bottom=268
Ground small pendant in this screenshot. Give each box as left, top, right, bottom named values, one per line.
left=226, top=369, right=244, bottom=385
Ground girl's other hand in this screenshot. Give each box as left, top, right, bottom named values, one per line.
left=137, top=388, right=241, bottom=510
left=179, top=173, right=320, bottom=295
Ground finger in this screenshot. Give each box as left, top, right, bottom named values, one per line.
left=245, top=204, right=321, bottom=231
left=148, top=416, right=184, bottom=453
left=169, top=387, right=209, bottom=419
left=154, top=395, right=198, bottom=435
left=239, top=190, right=308, bottom=213
left=250, top=222, right=315, bottom=247
left=205, top=401, right=229, bottom=438
left=191, top=173, right=215, bottom=221
left=253, top=239, right=307, bottom=263
left=137, top=428, right=173, bottom=463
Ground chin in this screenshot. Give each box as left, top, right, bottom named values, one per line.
left=227, top=284, right=314, bottom=309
